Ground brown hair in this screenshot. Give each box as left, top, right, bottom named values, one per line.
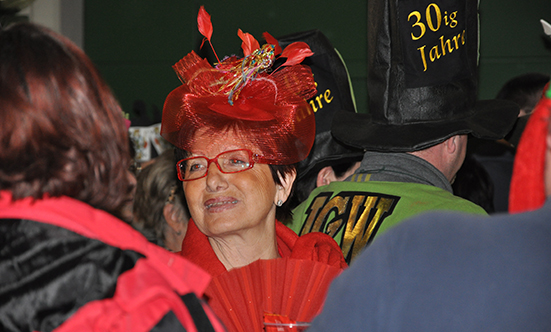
left=0, top=23, right=131, bottom=216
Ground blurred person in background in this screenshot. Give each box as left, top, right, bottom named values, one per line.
left=0, top=22, right=224, bottom=332
left=132, top=149, right=190, bottom=252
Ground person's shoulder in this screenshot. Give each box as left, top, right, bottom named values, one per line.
left=432, top=190, right=488, bottom=214
left=381, top=181, right=488, bottom=214
left=353, top=181, right=487, bottom=215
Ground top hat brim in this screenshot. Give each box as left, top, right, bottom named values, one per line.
left=332, top=99, right=520, bottom=152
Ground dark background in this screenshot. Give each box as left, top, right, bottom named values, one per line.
left=83, top=0, right=551, bottom=120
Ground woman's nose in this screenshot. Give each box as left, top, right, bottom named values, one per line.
left=205, top=161, right=228, bottom=191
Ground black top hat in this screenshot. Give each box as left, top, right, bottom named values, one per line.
left=276, top=30, right=364, bottom=179
left=331, top=0, right=519, bottom=152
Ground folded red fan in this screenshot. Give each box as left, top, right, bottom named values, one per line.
left=206, top=257, right=342, bottom=332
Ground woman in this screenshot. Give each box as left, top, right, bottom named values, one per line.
left=161, top=7, right=347, bottom=331
left=133, top=149, right=190, bottom=252
left=0, top=23, right=224, bottom=332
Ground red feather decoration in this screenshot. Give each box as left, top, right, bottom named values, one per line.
left=238, top=29, right=260, bottom=57
left=197, top=6, right=219, bottom=63
left=262, top=32, right=282, bottom=55
left=206, top=258, right=341, bottom=332
left=197, top=6, right=212, bottom=48
left=280, top=42, right=314, bottom=67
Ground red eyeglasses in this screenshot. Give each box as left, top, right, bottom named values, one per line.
left=176, top=149, right=258, bottom=181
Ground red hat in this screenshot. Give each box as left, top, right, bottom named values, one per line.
left=161, top=7, right=317, bottom=165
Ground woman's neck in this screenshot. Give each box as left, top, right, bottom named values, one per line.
left=208, top=227, right=280, bottom=271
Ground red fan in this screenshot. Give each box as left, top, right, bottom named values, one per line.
left=206, top=258, right=342, bottom=332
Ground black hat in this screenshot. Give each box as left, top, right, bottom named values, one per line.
left=276, top=30, right=364, bottom=179
left=331, top=0, right=519, bottom=152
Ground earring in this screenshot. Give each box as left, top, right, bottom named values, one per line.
left=276, top=199, right=283, bottom=207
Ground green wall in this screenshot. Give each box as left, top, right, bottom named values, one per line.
left=84, top=0, right=551, bottom=119
left=479, top=0, right=551, bottom=99
left=84, top=1, right=367, bottom=119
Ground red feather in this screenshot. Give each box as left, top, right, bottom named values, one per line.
left=280, top=42, right=314, bottom=66
left=238, top=29, right=260, bottom=56
left=197, top=6, right=213, bottom=48
left=197, top=6, right=219, bottom=63
left=262, top=32, right=282, bottom=55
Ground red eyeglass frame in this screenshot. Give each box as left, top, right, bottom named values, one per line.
left=176, top=149, right=259, bottom=181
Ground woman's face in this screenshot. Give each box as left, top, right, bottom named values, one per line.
left=182, top=130, right=282, bottom=238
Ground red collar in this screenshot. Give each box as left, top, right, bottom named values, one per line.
left=179, top=218, right=346, bottom=276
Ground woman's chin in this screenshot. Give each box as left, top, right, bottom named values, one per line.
left=206, top=226, right=244, bottom=239
left=202, top=214, right=246, bottom=237
left=202, top=215, right=267, bottom=239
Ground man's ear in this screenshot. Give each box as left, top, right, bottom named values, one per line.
left=446, top=135, right=459, bottom=154
left=317, top=166, right=338, bottom=187
left=275, top=169, right=296, bottom=205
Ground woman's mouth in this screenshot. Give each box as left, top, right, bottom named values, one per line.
left=205, top=198, right=239, bottom=211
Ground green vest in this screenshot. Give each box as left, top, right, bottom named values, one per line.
left=289, top=181, right=487, bottom=263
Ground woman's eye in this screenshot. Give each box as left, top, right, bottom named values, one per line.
left=229, top=158, right=246, bottom=165
left=188, top=163, right=205, bottom=172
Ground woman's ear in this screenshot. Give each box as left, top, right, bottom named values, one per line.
left=275, top=169, right=296, bottom=205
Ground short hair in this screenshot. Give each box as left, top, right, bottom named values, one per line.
left=175, top=148, right=296, bottom=221
left=133, top=149, right=189, bottom=248
left=0, top=23, right=131, bottom=217
left=496, top=73, right=550, bottom=113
